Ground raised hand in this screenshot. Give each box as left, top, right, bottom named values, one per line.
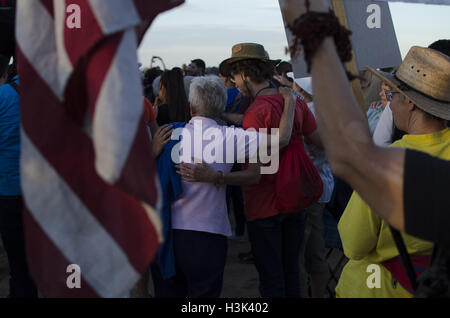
left=281, top=0, right=328, bottom=26
left=274, top=75, right=294, bottom=88
left=278, top=86, right=296, bottom=103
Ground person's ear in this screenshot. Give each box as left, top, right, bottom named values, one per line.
left=407, top=99, right=416, bottom=112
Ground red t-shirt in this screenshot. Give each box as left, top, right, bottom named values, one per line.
left=143, top=98, right=157, bottom=124
left=242, top=94, right=318, bottom=222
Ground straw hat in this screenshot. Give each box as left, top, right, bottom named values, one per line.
left=219, top=43, right=281, bottom=77
left=367, top=46, right=450, bottom=120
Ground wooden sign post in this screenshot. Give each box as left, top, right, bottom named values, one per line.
left=331, top=0, right=366, bottom=113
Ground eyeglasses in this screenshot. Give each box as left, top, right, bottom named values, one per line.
left=385, top=90, right=399, bottom=102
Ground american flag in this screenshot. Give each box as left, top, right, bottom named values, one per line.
left=15, top=0, right=184, bottom=298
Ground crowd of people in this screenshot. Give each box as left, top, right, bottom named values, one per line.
left=128, top=35, right=450, bottom=298
left=1, top=0, right=449, bottom=299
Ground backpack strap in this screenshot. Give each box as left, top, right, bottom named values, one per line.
left=389, top=227, right=419, bottom=292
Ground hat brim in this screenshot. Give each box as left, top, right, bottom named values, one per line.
left=366, top=66, right=450, bottom=120
left=219, top=57, right=282, bottom=77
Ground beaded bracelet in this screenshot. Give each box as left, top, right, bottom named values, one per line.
left=287, top=6, right=359, bottom=81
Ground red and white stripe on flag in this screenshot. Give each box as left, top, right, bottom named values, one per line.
left=16, top=0, right=184, bottom=298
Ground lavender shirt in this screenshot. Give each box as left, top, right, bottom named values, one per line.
left=171, top=117, right=259, bottom=237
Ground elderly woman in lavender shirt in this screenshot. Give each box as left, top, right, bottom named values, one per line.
left=151, top=75, right=296, bottom=298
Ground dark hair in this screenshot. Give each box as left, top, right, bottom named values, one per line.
left=160, top=69, right=191, bottom=123
left=429, top=40, right=450, bottom=57
left=143, top=67, right=163, bottom=102
left=171, top=67, right=183, bottom=74
left=0, top=55, right=9, bottom=78
left=276, top=61, right=292, bottom=75
left=191, top=59, right=206, bottom=72
left=0, top=0, right=16, bottom=61
left=230, top=59, right=274, bottom=84
left=144, top=67, right=163, bottom=85
left=205, top=67, right=220, bottom=76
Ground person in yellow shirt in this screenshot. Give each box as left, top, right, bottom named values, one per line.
left=336, top=69, right=450, bottom=298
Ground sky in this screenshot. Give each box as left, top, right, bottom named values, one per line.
left=138, top=0, right=450, bottom=69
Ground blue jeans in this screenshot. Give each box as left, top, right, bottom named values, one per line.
left=247, top=212, right=306, bottom=298
left=0, top=197, right=38, bottom=298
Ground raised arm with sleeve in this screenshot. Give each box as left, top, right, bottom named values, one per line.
left=281, top=0, right=407, bottom=231
left=176, top=88, right=297, bottom=186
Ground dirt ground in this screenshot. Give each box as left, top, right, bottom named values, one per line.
left=0, top=234, right=260, bottom=298
left=0, top=234, right=346, bottom=298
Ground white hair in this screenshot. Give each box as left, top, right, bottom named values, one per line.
left=189, top=75, right=227, bottom=118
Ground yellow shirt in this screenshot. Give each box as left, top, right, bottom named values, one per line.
left=336, top=128, right=450, bottom=298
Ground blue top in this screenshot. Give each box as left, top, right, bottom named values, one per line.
left=0, top=76, right=21, bottom=196
left=155, top=122, right=186, bottom=280
left=225, top=88, right=241, bottom=113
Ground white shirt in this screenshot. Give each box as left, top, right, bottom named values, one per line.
left=373, top=102, right=394, bottom=147
left=171, top=117, right=259, bottom=237
left=367, top=105, right=385, bottom=136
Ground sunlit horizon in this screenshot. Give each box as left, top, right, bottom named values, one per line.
left=138, top=0, right=450, bottom=70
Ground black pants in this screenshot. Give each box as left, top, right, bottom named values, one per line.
left=226, top=164, right=246, bottom=236
left=247, top=212, right=306, bottom=298
left=226, top=185, right=246, bottom=236
left=0, top=197, right=38, bottom=298
left=152, top=230, right=228, bottom=298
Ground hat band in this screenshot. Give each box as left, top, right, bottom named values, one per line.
left=394, top=73, right=450, bottom=104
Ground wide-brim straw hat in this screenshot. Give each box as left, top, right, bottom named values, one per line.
left=219, top=43, right=281, bottom=77
left=367, top=46, right=450, bottom=120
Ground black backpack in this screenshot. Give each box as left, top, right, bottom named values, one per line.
left=391, top=227, right=450, bottom=298
left=415, top=247, right=450, bottom=298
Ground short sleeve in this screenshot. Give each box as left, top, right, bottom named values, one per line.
left=243, top=106, right=271, bottom=131
left=298, top=100, right=317, bottom=136
left=404, top=150, right=450, bottom=246
left=225, top=126, right=259, bottom=162
left=143, top=98, right=156, bottom=124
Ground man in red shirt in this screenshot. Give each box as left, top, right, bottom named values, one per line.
left=176, top=43, right=323, bottom=297
left=220, top=43, right=323, bottom=297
